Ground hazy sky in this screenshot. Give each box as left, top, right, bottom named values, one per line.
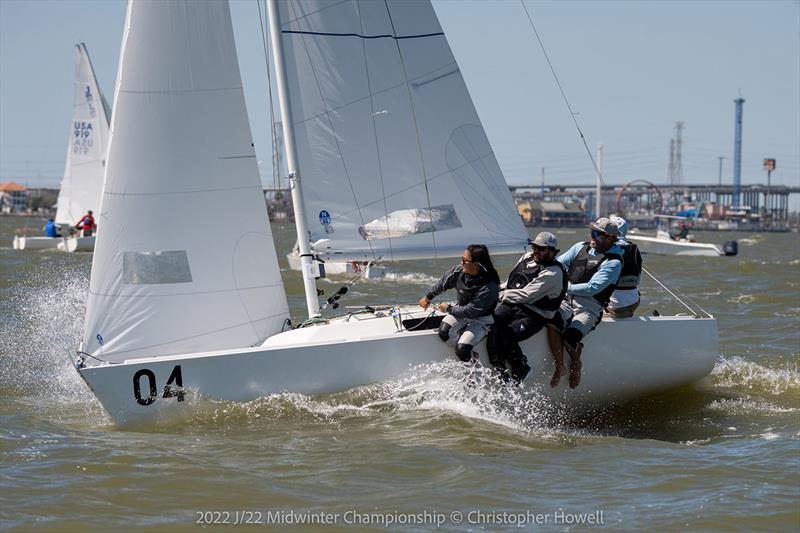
left=1, top=0, right=798, bottom=197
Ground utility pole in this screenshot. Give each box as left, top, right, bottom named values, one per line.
left=732, top=98, right=745, bottom=208
left=668, top=139, right=675, bottom=185
left=540, top=166, right=545, bottom=195
left=673, top=122, right=685, bottom=186
left=763, top=158, right=776, bottom=218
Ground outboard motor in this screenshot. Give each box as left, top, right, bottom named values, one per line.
left=723, top=240, right=738, bottom=256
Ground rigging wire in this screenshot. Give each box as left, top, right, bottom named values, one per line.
left=383, top=0, right=441, bottom=274
left=256, top=1, right=281, bottom=189
left=356, top=2, right=403, bottom=303
left=285, top=0, right=381, bottom=266
left=642, top=265, right=712, bottom=318
left=519, top=0, right=605, bottom=188
left=520, top=0, right=716, bottom=318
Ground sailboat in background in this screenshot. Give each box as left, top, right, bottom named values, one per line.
left=75, top=0, right=718, bottom=426
left=13, top=43, right=110, bottom=252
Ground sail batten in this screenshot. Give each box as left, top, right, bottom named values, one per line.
left=276, top=0, right=527, bottom=262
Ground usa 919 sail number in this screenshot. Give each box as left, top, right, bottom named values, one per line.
left=132, top=365, right=184, bottom=406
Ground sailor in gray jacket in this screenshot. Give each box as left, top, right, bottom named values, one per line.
left=487, top=232, right=567, bottom=385
left=419, top=244, right=500, bottom=363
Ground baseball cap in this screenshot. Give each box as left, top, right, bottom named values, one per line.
left=588, top=217, right=619, bottom=236
left=609, top=215, right=628, bottom=244
left=529, top=231, right=558, bottom=249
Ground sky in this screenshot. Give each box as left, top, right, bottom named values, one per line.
left=1, top=0, right=798, bottom=206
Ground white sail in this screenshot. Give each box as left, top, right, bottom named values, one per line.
left=276, top=0, right=528, bottom=262
left=81, top=0, right=290, bottom=362
left=54, top=43, right=111, bottom=226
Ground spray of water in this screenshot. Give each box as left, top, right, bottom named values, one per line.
left=712, top=355, right=799, bottom=396
left=0, top=268, right=102, bottom=421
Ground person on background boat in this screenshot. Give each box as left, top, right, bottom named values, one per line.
left=419, top=244, right=500, bottom=363
left=487, top=231, right=567, bottom=386
left=607, top=215, right=643, bottom=319
left=75, top=210, right=96, bottom=237
left=43, top=218, right=61, bottom=238
left=547, top=217, right=623, bottom=389
left=669, top=221, right=689, bottom=241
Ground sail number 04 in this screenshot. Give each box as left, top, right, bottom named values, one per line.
left=132, top=365, right=184, bottom=406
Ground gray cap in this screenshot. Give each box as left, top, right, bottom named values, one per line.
left=529, top=231, right=558, bottom=249
left=588, top=217, right=619, bottom=236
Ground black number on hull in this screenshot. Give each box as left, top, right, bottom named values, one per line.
left=163, top=365, right=185, bottom=401
left=132, top=365, right=185, bottom=406
left=132, top=369, right=157, bottom=405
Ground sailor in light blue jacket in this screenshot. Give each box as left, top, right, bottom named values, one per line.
left=552, top=217, right=623, bottom=388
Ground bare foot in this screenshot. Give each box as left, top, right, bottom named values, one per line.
left=568, top=358, right=582, bottom=389
left=564, top=342, right=583, bottom=389
left=550, top=364, right=567, bottom=387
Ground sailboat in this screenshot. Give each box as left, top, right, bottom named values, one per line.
left=12, top=43, right=110, bottom=252
left=629, top=215, right=738, bottom=257
left=75, top=0, right=718, bottom=426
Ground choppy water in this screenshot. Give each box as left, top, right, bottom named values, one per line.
left=1, top=217, right=798, bottom=532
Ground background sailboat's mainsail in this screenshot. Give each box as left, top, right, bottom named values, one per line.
left=276, top=0, right=528, bottom=262
left=54, top=43, right=111, bottom=226
left=81, top=0, right=289, bottom=362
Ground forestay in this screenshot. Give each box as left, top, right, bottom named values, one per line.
left=82, top=0, right=290, bottom=363
left=55, top=43, right=111, bottom=226
left=276, top=0, right=528, bottom=262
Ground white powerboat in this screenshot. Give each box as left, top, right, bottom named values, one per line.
left=629, top=215, right=737, bottom=257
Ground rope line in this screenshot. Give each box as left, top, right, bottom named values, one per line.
left=519, top=0, right=605, bottom=188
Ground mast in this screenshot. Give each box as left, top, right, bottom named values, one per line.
left=266, top=0, right=320, bottom=318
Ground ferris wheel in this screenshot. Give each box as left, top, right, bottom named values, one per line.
left=614, top=179, right=664, bottom=216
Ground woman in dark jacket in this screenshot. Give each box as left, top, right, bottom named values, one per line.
left=418, top=244, right=500, bottom=362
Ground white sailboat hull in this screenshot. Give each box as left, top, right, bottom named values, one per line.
left=58, top=235, right=95, bottom=252
left=78, top=310, right=718, bottom=426
left=12, top=236, right=63, bottom=250
left=629, top=234, right=725, bottom=256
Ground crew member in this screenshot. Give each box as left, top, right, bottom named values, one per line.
left=549, top=217, right=623, bottom=388
left=75, top=210, right=96, bottom=237
left=487, top=232, right=567, bottom=386
left=419, top=244, right=500, bottom=363
left=607, top=215, right=643, bottom=319
left=43, top=218, right=61, bottom=238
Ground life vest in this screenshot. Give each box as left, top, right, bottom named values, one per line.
left=44, top=222, right=58, bottom=237
left=81, top=215, right=94, bottom=229
left=616, top=243, right=642, bottom=291
left=566, top=242, right=623, bottom=305
left=455, top=270, right=495, bottom=312
left=506, top=257, right=567, bottom=311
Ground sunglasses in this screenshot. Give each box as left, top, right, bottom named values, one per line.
left=532, top=245, right=549, bottom=252
left=461, top=258, right=475, bottom=264
left=591, top=229, right=610, bottom=239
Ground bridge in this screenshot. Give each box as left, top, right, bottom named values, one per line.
left=509, top=183, right=799, bottom=221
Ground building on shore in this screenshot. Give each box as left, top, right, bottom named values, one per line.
left=0, top=182, right=28, bottom=213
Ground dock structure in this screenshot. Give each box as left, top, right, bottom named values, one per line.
left=509, top=183, right=799, bottom=224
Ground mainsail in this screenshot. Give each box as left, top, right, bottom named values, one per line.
left=54, top=43, right=111, bottom=226
left=81, top=0, right=290, bottom=362
left=275, top=0, right=528, bottom=262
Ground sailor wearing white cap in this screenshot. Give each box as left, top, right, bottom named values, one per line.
left=487, top=232, right=568, bottom=386
left=550, top=217, right=624, bottom=388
